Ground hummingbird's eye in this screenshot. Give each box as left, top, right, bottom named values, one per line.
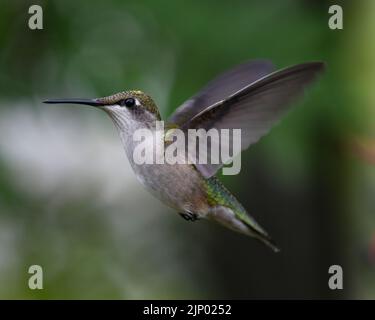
left=121, top=98, right=136, bottom=108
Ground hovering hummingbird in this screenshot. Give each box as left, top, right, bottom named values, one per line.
left=44, top=60, right=325, bottom=252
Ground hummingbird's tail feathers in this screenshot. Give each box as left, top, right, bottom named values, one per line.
left=208, top=205, right=280, bottom=252
left=235, top=206, right=280, bottom=252
left=237, top=213, right=280, bottom=253
left=205, top=176, right=280, bottom=252
left=249, top=226, right=280, bottom=253
left=236, top=208, right=281, bottom=252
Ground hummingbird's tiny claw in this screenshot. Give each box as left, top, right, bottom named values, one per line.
left=179, top=212, right=199, bottom=222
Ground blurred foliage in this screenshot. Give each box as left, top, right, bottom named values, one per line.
left=0, top=0, right=374, bottom=299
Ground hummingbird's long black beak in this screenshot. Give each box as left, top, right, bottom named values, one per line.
left=43, top=98, right=104, bottom=107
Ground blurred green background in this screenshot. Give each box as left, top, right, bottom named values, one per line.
left=0, top=0, right=374, bottom=299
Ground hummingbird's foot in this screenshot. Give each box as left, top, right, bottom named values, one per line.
left=179, top=212, right=199, bottom=222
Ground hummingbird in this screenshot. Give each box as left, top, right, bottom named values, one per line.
left=44, top=60, right=325, bottom=252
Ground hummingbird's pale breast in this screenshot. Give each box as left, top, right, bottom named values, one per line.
left=116, top=120, right=210, bottom=215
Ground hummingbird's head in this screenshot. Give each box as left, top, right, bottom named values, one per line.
left=44, top=90, right=161, bottom=131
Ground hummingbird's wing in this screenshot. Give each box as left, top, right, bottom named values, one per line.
left=168, top=60, right=274, bottom=126
left=180, top=62, right=325, bottom=178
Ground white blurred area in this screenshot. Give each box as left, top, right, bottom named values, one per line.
left=0, top=104, right=138, bottom=201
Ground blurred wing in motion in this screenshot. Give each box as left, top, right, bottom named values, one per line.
left=181, top=62, right=325, bottom=178
left=168, top=60, right=274, bottom=126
